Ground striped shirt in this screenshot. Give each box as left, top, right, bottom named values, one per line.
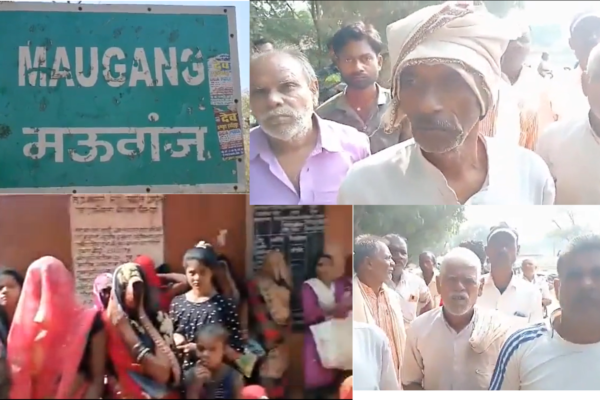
left=489, top=318, right=600, bottom=390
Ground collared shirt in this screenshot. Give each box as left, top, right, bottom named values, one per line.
left=317, top=84, right=397, bottom=154
left=357, top=280, right=401, bottom=376
left=337, top=136, right=555, bottom=205
left=477, top=273, right=544, bottom=325
left=402, top=307, right=504, bottom=390
left=489, top=313, right=600, bottom=390
left=388, top=272, right=430, bottom=325
left=415, top=269, right=441, bottom=307
left=536, top=111, right=600, bottom=205
left=249, top=116, right=370, bottom=205
left=353, top=322, right=400, bottom=391
left=523, top=275, right=551, bottom=300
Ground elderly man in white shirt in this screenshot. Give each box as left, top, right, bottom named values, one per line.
left=490, top=234, right=600, bottom=390
left=536, top=42, right=600, bottom=205
left=477, top=224, right=544, bottom=326
left=520, top=258, right=553, bottom=311
left=354, top=322, right=400, bottom=391
left=402, top=248, right=512, bottom=390
left=337, top=1, right=555, bottom=206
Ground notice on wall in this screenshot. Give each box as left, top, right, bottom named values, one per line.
left=70, top=194, right=164, bottom=304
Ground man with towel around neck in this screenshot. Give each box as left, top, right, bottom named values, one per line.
left=337, top=1, right=554, bottom=205
left=402, top=248, right=512, bottom=390
left=353, top=235, right=406, bottom=384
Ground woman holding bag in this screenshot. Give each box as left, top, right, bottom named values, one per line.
left=302, top=254, right=352, bottom=398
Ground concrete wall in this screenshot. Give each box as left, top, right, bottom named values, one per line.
left=0, top=194, right=248, bottom=281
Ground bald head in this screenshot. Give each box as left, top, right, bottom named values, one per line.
left=440, top=247, right=482, bottom=277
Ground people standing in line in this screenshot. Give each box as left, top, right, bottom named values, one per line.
left=353, top=322, right=399, bottom=391
left=415, top=252, right=441, bottom=308
left=338, top=1, right=554, bottom=205
left=501, top=20, right=555, bottom=151
left=317, top=22, right=398, bottom=154
left=520, top=259, right=553, bottom=311
left=383, top=235, right=433, bottom=325
left=536, top=43, right=600, bottom=205
left=249, top=48, right=370, bottom=205
left=402, top=248, right=511, bottom=390
left=490, top=235, right=600, bottom=390
left=477, top=225, right=544, bottom=326
left=302, top=254, right=352, bottom=398
left=8, top=256, right=107, bottom=399
left=352, top=235, right=406, bottom=380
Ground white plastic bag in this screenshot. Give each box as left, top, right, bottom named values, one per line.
left=310, top=315, right=352, bottom=370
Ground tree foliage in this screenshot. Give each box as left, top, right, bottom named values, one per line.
left=354, top=206, right=466, bottom=260
left=251, top=1, right=524, bottom=68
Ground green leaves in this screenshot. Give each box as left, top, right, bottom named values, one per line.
left=354, top=206, right=466, bottom=260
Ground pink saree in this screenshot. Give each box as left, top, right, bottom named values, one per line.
left=7, top=256, right=97, bottom=399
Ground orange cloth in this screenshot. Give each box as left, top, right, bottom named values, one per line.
left=357, top=281, right=402, bottom=376
left=340, top=376, right=353, bottom=399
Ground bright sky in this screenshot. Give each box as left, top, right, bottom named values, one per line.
left=523, top=1, right=599, bottom=28
left=463, top=206, right=600, bottom=240
left=38, top=0, right=249, bottom=89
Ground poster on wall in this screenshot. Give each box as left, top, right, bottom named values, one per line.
left=70, top=194, right=164, bottom=304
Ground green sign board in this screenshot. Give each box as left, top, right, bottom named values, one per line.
left=0, top=2, right=245, bottom=193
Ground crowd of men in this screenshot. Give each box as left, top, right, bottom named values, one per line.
left=353, top=224, right=600, bottom=390
left=249, top=1, right=600, bottom=206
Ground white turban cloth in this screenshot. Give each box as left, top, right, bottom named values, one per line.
left=385, top=1, right=512, bottom=128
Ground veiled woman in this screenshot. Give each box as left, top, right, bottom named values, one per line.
left=247, top=250, right=292, bottom=399
left=7, top=256, right=106, bottom=399
left=103, top=263, right=182, bottom=399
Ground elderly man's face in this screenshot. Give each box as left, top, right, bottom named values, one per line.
left=398, top=64, right=481, bottom=153
left=439, top=260, right=480, bottom=316
left=250, top=53, right=317, bottom=141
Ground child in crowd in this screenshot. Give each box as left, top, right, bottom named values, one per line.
left=186, top=324, right=244, bottom=399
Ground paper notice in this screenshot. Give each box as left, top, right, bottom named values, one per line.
left=69, top=194, right=165, bottom=304
left=208, top=54, right=234, bottom=107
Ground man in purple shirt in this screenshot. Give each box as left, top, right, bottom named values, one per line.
left=249, top=48, right=371, bottom=205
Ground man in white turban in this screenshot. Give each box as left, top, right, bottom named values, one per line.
left=337, top=1, right=555, bottom=206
